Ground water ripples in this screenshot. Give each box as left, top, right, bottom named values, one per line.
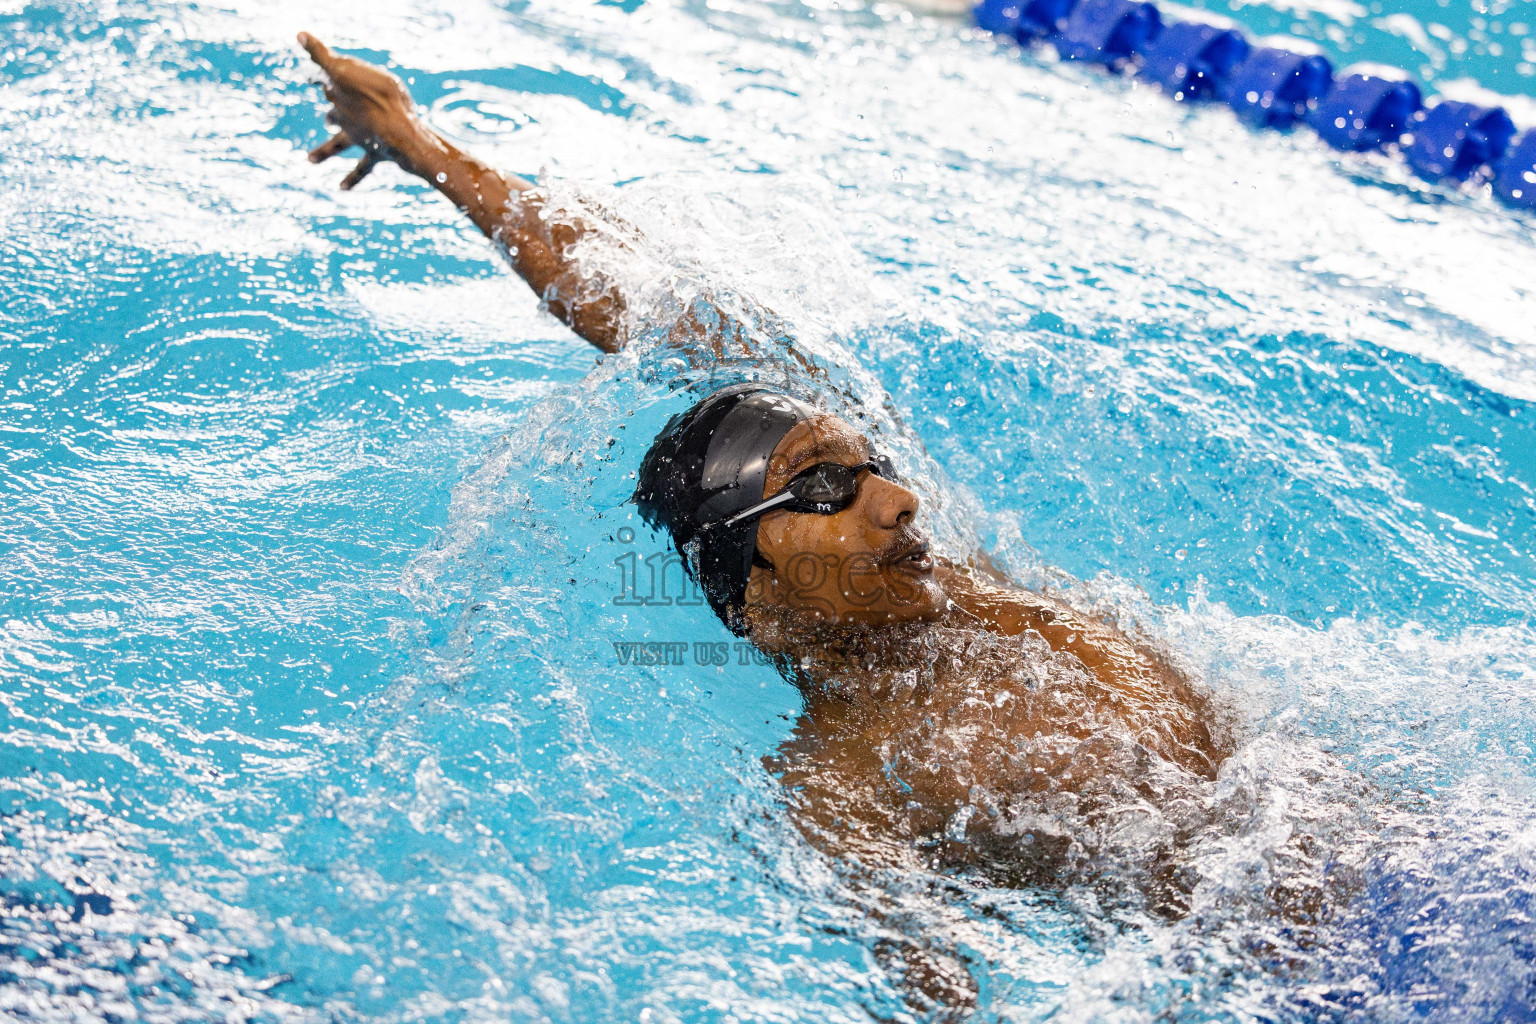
left=3, top=0, right=1535, bottom=1020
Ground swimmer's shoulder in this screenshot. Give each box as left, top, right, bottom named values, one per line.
left=935, top=559, right=1078, bottom=639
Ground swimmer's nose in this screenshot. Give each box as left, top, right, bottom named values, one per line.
left=864, top=474, right=919, bottom=530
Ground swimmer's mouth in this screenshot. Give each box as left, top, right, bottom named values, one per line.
left=885, top=540, right=933, bottom=573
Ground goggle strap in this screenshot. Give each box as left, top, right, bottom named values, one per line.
left=719, top=489, right=799, bottom=530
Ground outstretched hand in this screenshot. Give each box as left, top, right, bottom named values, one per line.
left=294, top=33, right=625, bottom=353
left=299, top=32, right=424, bottom=189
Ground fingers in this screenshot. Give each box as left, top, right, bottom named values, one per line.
left=299, top=33, right=379, bottom=190
left=297, top=32, right=335, bottom=71
left=308, top=131, right=353, bottom=164
left=339, top=152, right=379, bottom=190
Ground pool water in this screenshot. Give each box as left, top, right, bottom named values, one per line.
left=2, top=0, right=1535, bottom=1021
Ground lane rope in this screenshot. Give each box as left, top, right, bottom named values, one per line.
left=972, top=0, right=1536, bottom=210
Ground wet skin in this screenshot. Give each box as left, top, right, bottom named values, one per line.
left=737, top=415, right=1224, bottom=1012
left=298, top=34, right=1228, bottom=1014
left=743, top=415, right=946, bottom=627
left=295, top=22, right=1225, bottom=822
left=746, top=416, right=1219, bottom=753
left=740, top=414, right=1224, bottom=812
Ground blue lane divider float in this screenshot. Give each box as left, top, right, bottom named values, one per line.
left=1221, top=46, right=1333, bottom=127
left=970, top=0, right=1534, bottom=212
left=1137, top=21, right=1249, bottom=101
left=1307, top=71, right=1421, bottom=151
left=1493, top=131, right=1536, bottom=209
left=1054, top=0, right=1160, bottom=68
left=975, top=0, right=1075, bottom=40
left=1405, top=100, right=1516, bottom=181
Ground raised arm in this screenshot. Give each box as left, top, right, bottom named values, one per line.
left=299, top=33, right=625, bottom=352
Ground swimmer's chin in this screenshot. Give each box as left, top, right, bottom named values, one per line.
left=849, top=575, right=950, bottom=627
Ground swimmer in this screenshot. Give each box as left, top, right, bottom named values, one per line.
left=298, top=34, right=1230, bottom=1015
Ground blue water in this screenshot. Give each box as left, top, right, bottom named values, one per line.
left=3, top=0, right=1535, bottom=1021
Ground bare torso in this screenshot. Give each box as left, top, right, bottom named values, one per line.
left=293, top=35, right=1229, bottom=899
left=294, top=41, right=1238, bottom=1015
left=755, top=564, right=1227, bottom=898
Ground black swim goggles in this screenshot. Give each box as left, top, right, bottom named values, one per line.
left=703, top=454, right=899, bottom=533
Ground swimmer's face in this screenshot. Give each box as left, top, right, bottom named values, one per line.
left=745, top=415, right=946, bottom=626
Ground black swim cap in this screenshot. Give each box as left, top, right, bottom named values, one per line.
left=634, top=385, right=817, bottom=633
